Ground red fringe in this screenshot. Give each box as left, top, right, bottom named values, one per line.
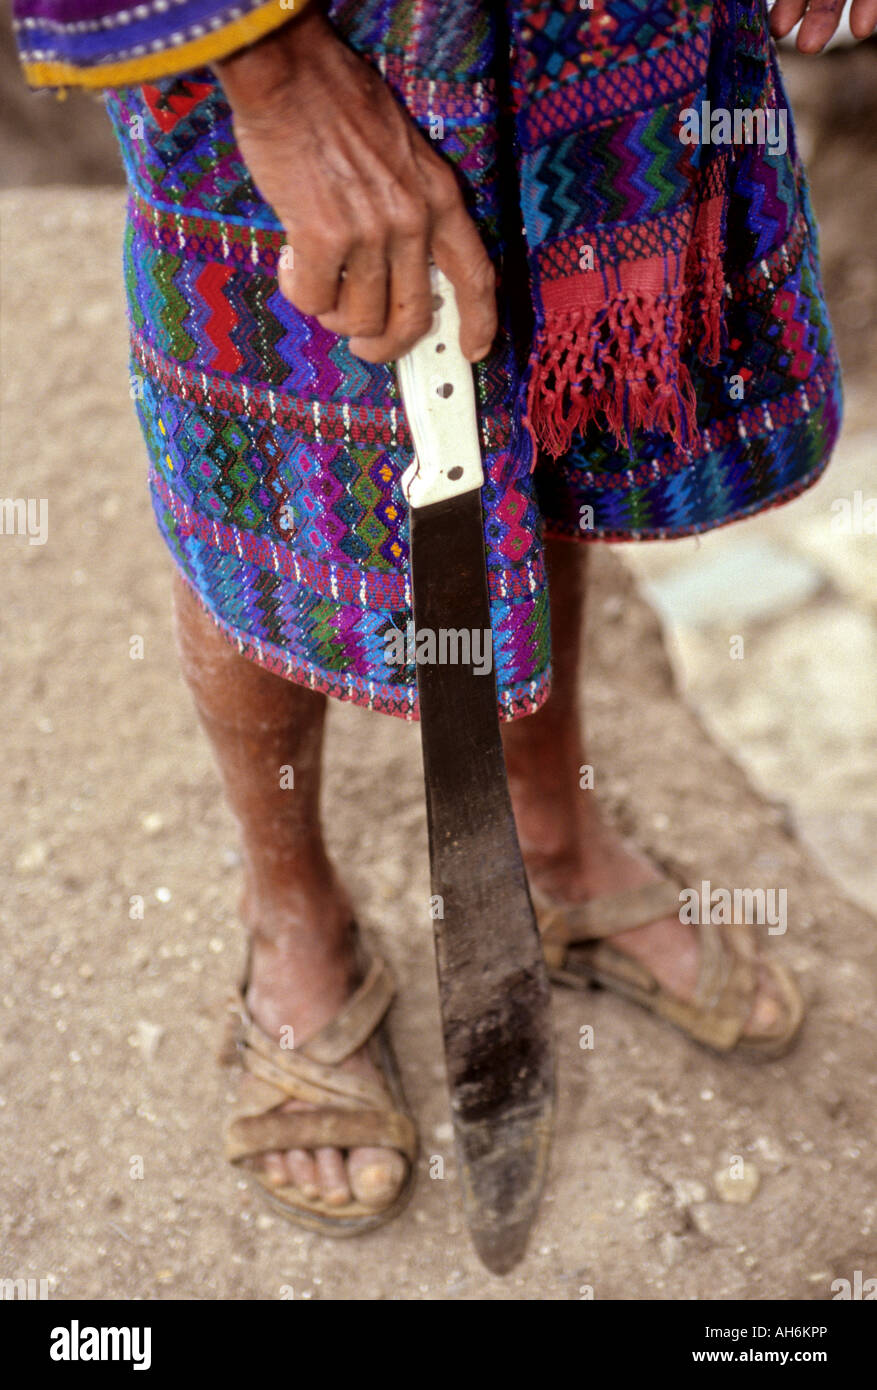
left=683, top=198, right=725, bottom=365
left=526, top=208, right=726, bottom=462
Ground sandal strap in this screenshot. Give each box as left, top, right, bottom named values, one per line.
left=240, top=1030, right=391, bottom=1110
left=300, top=956, right=396, bottom=1066
left=537, top=884, right=765, bottom=1049
left=536, top=878, right=682, bottom=945
left=693, top=920, right=756, bottom=1031
left=224, top=951, right=416, bottom=1165
left=231, top=954, right=394, bottom=1068
left=694, top=919, right=731, bottom=1007
left=226, top=1105, right=418, bottom=1164
left=582, top=917, right=759, bottom=1050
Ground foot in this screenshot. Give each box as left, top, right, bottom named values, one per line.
left=508, top=771, right=784, bottom=1038
left=241, top=887, right=408, bottom=1210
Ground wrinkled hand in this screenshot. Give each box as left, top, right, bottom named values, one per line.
left=770, top=0, right=877, bottom=51
left=214, top=7, right=497, bottom=364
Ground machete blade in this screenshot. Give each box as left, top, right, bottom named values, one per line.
left=410, top=489, right=555, bottom=1275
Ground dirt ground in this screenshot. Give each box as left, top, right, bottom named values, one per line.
left=2, top=42, right=877, bottom=1301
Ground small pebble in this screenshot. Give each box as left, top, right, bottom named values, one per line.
left=713, top=1162, right=760, bottom=1204
left=689, top=1205, right=716, bottom=1238
left=134, top=1021, right=164, bottom=1062
left=16, top=842, right=48, bottom=873
left=672, top=1178, right=708, bottom=1207
left=659, top=1233, right=680, bottom=1267
left=645, top=1090, right=672, bottom=1116
left=155, top=887, right=172, bottom=903
left=141, top=813, right=164, bottom=834
left=753, top=1135, right=784, bottom=1163
left=633, top=1189, right=658, bottom=1217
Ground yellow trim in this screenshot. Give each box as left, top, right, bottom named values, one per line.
left=22, top=0, right=310, bottom=90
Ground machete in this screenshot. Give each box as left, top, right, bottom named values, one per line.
left=396, top=267, right=555, bottom=1274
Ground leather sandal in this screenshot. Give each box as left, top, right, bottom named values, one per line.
left=532, top=878, right=804, bottom=1059
left=222, top=943, right=418, bottom=1235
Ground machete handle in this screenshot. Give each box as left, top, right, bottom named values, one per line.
left=396, top=266, right=484, bottom=509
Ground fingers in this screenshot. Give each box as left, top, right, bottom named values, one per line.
left=349, top=226, right=433, bottom=362
left=769, top=0, right=809, bottom=37
left=418, top=147, right=497, bottom=362
left=849, top=0, right=877, bottom=36
left=795, top=0, right=846, bottom=50
left=278, top=234, right=347, bottom=318
left=431, top=207, right=498, bottom=362
left=278, top=143, right=495, bottom=365
left=316, top=238, right=389, bottom=339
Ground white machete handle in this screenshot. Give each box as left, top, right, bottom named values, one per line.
left=396, top=266, right=484, bottom=509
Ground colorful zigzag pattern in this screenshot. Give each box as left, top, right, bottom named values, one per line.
left=106, top=0, right=841, bottom=720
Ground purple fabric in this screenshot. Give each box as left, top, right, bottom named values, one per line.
left=19, top=0, right=152, bottom=21
left=13, top=0, right=273, bottom=77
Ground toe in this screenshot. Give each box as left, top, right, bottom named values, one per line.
left=347, top=1146, right=407, bottom=1209
left=285, top=1149, right=320, bottom=1200
left=315, top=1147, right=351, bottom=1206
left=261, top=1152, right=288, bottom=1188
left=743, top=967, right=783, bottom=1037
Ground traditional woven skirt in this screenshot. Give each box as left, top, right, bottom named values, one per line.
left=104, top=0, right=842, bottom=720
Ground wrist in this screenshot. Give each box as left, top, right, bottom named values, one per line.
left=213, top=3, right=332, bottom=111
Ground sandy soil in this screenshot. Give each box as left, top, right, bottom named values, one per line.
left=1, top=189, right=875, bottom=1300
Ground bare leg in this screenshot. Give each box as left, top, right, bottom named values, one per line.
left=172, top=572, right=406, bottom=1207
left=502, top=539, right=780, bottom=1033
